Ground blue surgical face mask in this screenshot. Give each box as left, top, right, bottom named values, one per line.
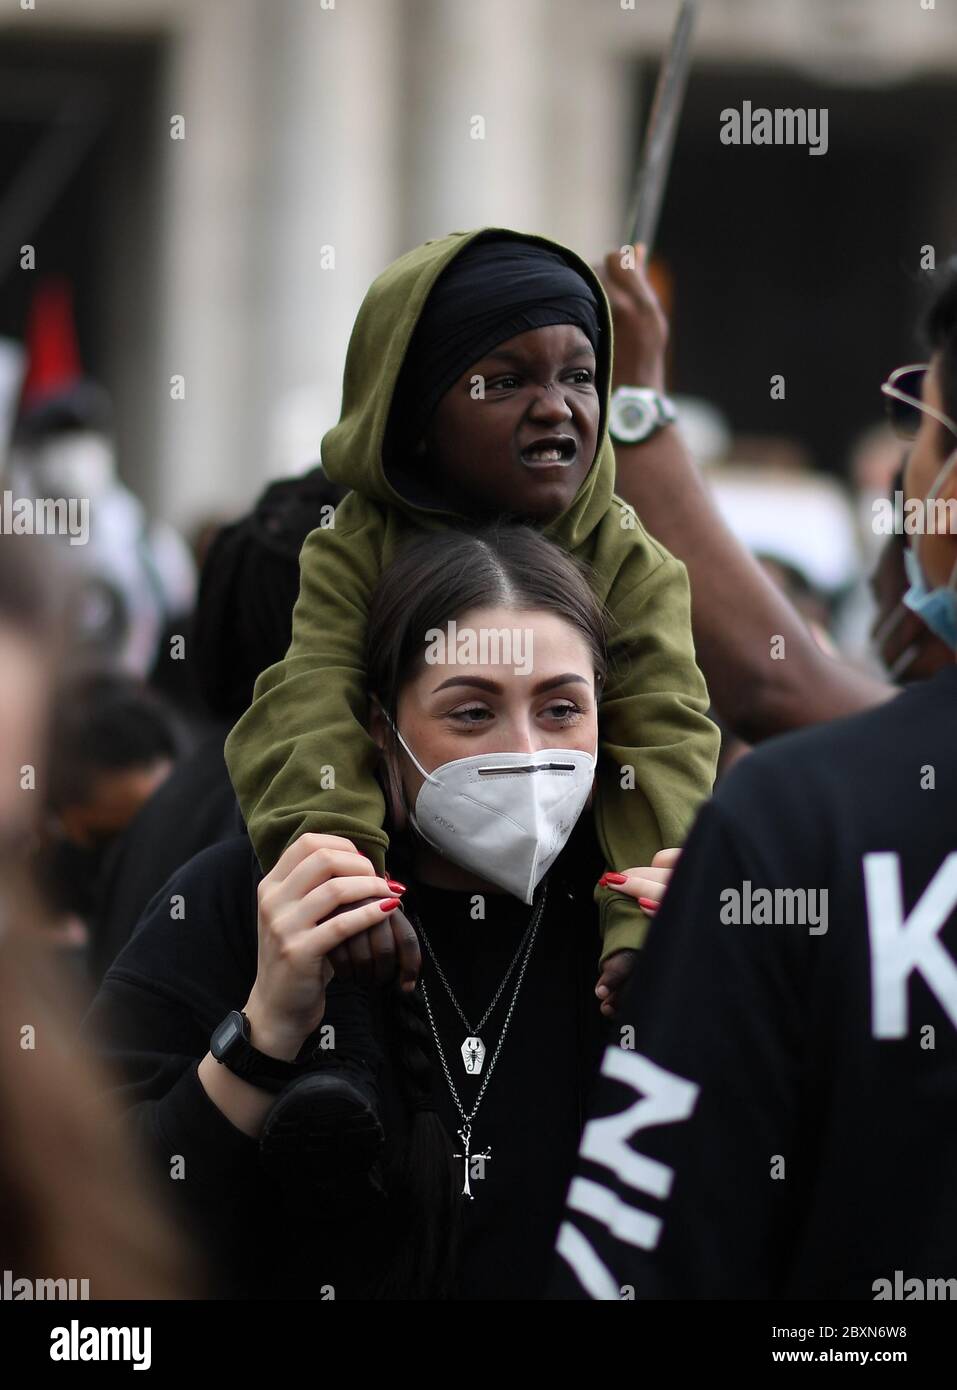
left=902, top=544, right=957, bottom=650
left=901, top=448, right=957, bottom=651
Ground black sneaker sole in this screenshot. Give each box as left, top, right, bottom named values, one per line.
left=260, top=1073, right=385, bottom=1186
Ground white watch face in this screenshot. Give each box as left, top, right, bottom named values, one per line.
left=611, top=390, right=656, bottom=442
left=618, top=399, right=653, bottom=437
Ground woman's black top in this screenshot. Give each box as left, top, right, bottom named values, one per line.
left=81, top=822, right=613, bottom=1300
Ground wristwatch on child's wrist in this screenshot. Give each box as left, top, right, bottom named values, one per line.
left=210, top=1009, right=302, bottom=1093
left=608, top=386, right=677, bottom=446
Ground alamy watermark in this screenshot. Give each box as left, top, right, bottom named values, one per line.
left=424, top=621, right=533, bottom=676
left=872, top=491, right=957, bottom=536
left=50, top=1320, right=151, bottom=1370
left=1, top=1269, right=90, bottom=1299
left=0, top=491, right=89, bottom=545
left=720, top=882, right=828, bottom=935
left=720, top=101, right=828, bottom=156
left=873, top=1271, right=957, bottom=1300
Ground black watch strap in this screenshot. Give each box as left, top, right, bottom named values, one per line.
left=210, top=1010, right=302, bottom=1094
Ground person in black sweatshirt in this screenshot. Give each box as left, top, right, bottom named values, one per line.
left=552, top=261, right=957, bottom=1301
left=81, top=523, right=678, bottom=1300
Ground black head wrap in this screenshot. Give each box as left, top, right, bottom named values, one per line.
left=391, top=237, right=601, bottom=451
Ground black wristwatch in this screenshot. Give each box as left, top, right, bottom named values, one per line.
left=210, top=1010, right=302, bottom=1094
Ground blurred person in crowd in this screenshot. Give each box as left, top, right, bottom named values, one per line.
left=755, top=555, right=838, bottom=656
left=5, top=277, right=196, bottom=678
left=38, top=671, right=182, bottom=992
left=723, top=434, right=815, bottom=474
left=0, top=876, right=194, bottom=1301
left=553, top=259, right=957, bottom=1300
left=90, top=465, right=348, bottom=982
left=0, top=539, right=192, bottom=1300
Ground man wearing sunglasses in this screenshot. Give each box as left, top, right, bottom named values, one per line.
left=555, top=263, right=957, bottom=1301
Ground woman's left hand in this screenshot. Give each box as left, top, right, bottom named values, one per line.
left=595, top=849, right=681, bottom=1017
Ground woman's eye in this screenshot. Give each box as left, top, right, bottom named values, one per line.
left=447, top=702, right=584, bottom=726
left=569, top=369, right=594, bottom=384
left=449, top=706, right=491, bottom=723
left=545, top=702, right=584, bottom=723
left=490, top=375, right=520, bottom=390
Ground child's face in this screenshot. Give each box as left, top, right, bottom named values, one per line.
left=420, top=324, right=600, bottom=523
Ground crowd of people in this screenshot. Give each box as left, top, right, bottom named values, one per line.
left=3, top=226, right=956, bottom=1302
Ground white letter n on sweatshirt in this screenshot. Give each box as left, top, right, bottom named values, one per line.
left=864, top=851, right=957, bottom=1038
left=556, top=1047, right=699, bottom=1298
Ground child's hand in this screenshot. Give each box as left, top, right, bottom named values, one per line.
left=326, top=903, right=421, bottom=992
left=595, top=949, right=639, bottom=1019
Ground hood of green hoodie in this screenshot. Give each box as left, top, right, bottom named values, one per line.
left=320, top=227, right=616, bottom=551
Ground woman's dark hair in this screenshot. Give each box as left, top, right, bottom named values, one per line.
left=363, top=522, right=611, bottom=1297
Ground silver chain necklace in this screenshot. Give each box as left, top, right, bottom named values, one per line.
left=408, top=878, right=548, bottom=1199
left=416, top=897, right=539, bottom=1076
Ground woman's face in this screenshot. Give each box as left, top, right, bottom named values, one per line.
left=372, top=604, right=599, bottom=823
left=421, top=324, right=601, bottom=524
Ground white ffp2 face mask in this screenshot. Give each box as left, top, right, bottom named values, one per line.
left=383, top=711, right=597, bottom=903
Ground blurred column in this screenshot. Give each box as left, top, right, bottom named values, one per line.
left=248, top=0, right=404, bottom=486
left=155, top=0, right=405, bottom=529
left=400, top=0, right=629, bottom=269
left=155, top=0, right=263, bottom=529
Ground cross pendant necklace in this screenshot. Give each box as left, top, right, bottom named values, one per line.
left=413, top=878, right=547, bottom=1198
left=452, top=1122, right=492, bottom=1200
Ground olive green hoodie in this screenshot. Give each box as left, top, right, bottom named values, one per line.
left=224, top=227, right=719, bottom=960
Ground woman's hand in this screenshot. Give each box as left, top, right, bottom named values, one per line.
left=601, top=847, right=681, bottom=916
left=592, top=243, right=669, bottom=392
left=243, top=833, right=404, bottom=1060
left=595, top=849, right=682, bottom=1018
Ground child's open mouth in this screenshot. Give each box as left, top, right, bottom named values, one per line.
left=519, top=435, right=578, bottom=469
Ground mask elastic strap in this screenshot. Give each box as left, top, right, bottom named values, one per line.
left=374, top=700, right=439, bottom=785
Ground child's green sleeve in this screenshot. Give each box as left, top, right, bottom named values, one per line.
left=593, top=547, right=719, bottom=964
left=224, top=504, right=390, bottom=878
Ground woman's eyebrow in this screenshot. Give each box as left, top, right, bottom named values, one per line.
left=430, top=673, right=590, bottom=695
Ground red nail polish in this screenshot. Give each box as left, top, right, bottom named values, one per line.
left=387, top=880, right=407, bottom=894
left=602, top=872, right=628, bottom=885
left=378, top=897, right=400, bottom=912
left=639, top=896, right=658, bottom=911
